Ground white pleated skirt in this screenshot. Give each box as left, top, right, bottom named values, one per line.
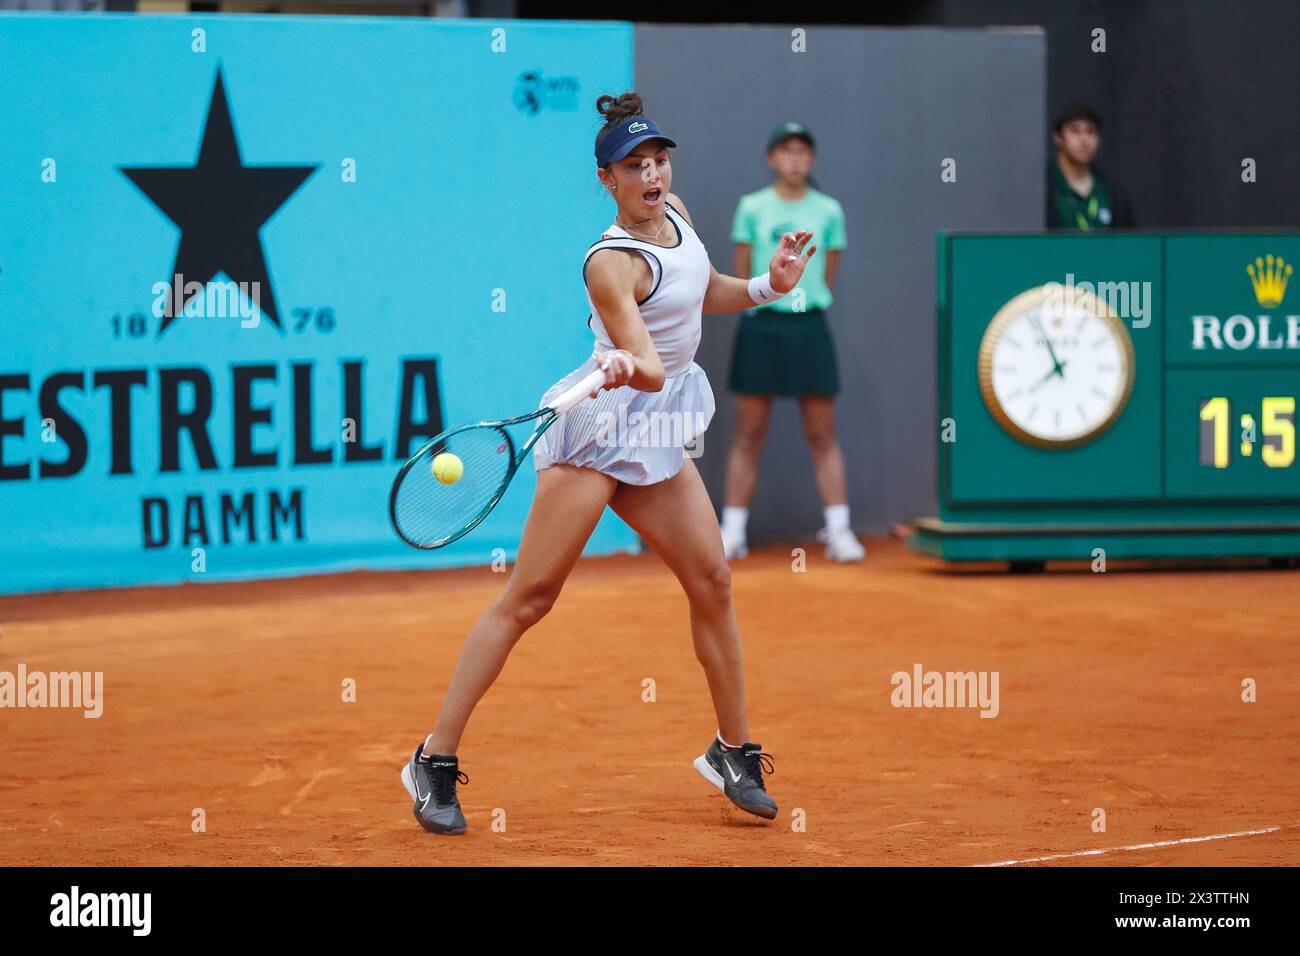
left=532, top=356, right=716, bottom=486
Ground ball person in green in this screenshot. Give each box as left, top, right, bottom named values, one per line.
left=720, top=122, right=865, bottom=561
left=1047, top=103, right=1135, bottom=230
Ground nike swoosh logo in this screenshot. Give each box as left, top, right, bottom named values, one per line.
left=726, top=760, right=743, bottom=784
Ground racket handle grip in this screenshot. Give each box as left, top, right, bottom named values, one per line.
left=549, top=368, right=608, bottom=415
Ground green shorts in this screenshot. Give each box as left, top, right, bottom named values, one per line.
left=726, top=307, right=840, bottom=397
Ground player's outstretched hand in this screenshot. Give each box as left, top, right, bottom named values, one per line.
left=770, top=230, right=816, bottom=294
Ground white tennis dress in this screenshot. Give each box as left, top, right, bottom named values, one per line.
left=533, top=201, right=716, bottom=485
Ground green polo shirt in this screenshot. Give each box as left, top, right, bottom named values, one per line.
left=1051, top=161, right=1115, bottom=230
left=731, top=185, right=846, bottom=312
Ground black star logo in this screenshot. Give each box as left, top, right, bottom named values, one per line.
left=120, top=68, right=318, bottom=336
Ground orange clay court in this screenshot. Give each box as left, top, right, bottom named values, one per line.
left=2, top=538, right=1298, bottom=867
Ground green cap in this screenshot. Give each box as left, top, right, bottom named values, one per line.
left=767, top=121, right=815, bottom=151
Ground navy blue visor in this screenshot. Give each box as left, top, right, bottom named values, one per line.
left=595, top=115, right=677, bottom=166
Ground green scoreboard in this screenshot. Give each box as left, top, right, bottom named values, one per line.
left=911, top=232, right=1300, bottom=564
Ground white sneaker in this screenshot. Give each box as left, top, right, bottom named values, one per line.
left=816, top=526, right=865, bottom=562
left=721, top=524, right=749, bottom=560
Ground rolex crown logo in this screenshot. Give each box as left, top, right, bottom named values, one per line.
left=1247, top=254, right=1293, bottom=309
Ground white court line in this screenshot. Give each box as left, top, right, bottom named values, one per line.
left=974, top=826, right=1287, bottom=867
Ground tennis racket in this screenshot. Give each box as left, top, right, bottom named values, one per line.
left=389, top=366, right=607, bottom=550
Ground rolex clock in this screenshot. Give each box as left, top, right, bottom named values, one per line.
left=918, top=233, right=1300, bottom=565
left=977, top=284, right=1136, bottom=449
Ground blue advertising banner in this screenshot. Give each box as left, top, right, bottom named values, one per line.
left=0, top=13, right=640, bottom=594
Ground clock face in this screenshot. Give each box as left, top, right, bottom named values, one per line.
left=978, top=286, right=1136, bottom=448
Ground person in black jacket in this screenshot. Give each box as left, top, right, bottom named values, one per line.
left=1047, top=104, right=1135, bottom=230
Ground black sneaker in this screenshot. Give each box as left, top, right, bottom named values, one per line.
left=400, top=744, right=469, bottom=835
left=693, top=738, right=778, bottom=820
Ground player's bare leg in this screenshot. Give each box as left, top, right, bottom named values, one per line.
left=422, top=464, right=617, bottom=755
left=611, top=457, right=747, bottom=739
left=610, top=456, right=778, bottom=818
left=403, top=463, right=618, bottom=834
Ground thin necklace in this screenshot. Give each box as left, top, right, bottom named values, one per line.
left=616, top=212, right=669, bottom=243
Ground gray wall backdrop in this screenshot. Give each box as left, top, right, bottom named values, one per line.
left=634, top=25, right=1045, bottom=542
left=918, top=0, right=1300, bottom=230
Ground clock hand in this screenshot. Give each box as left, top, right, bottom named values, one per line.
left=1028, top=364, right=1057, bottom=393
left=1030, top=316, right=1065, bottom=371
left=1028, top=359, right=1068, bottom=394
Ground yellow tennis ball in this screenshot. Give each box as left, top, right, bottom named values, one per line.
left=432, top=452, right=463, bottom=484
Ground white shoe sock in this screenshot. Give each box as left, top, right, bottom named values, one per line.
left=721, top=506, right=749, bottom=536
left=823, top=504, right=850, bottom=532
left=716, top=729, right=744, bottom=750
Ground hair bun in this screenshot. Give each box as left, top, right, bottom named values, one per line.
left=596, top=91, right=644, bottom=124
left=593, top=91, right=648, bottom=167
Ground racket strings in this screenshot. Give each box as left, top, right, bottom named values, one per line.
left=392, top=425, right=516, bottom=548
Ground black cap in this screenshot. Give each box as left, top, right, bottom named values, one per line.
left=767, top=121, right=815, bottom=151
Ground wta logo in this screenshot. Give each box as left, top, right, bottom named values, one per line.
left=512, top=70, right=579, bottom=116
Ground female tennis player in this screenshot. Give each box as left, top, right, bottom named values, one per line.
left=720, top=121, right=865, bottom=562
left=400, top=91, right=815, bottom=835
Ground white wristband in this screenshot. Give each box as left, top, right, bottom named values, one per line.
left=747, top=271, right=782, bottom=306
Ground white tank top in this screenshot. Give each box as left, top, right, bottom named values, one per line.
left=582, top=202, right=712, bottom=378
